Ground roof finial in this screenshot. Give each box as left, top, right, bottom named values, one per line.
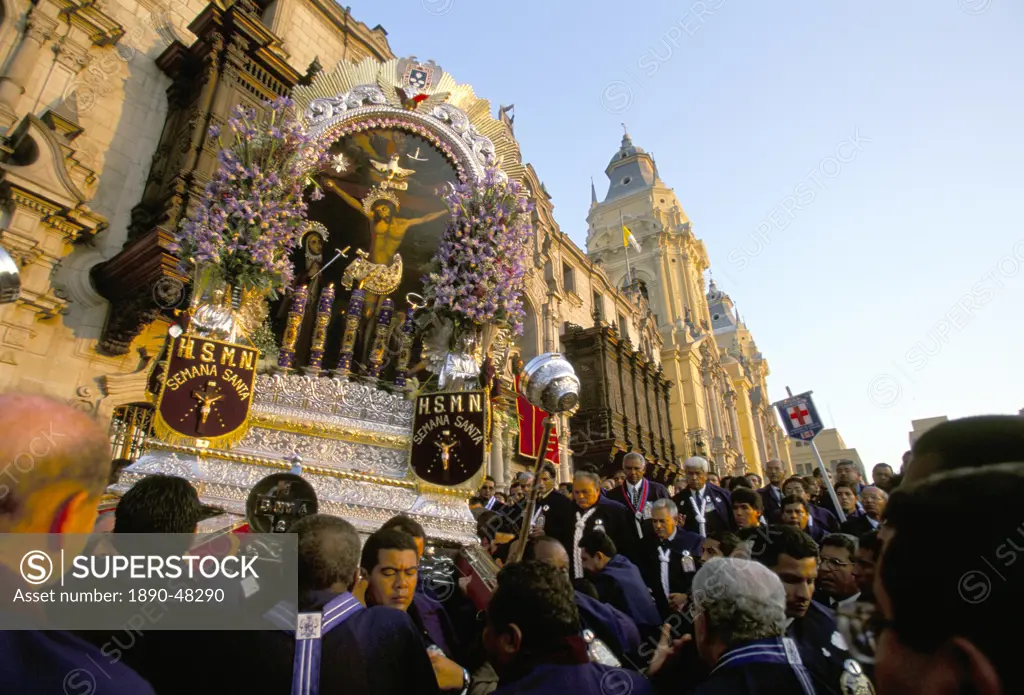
left=621, top=122, right=629, bottom=137
left=590, top=177, right=598, bottom=206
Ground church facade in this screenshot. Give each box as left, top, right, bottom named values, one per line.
left=587, top=134, right=791, bottom=476
left=0, top=0, right=664, bottom=481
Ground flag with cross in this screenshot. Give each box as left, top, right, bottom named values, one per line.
left=773, top=391, right=824, bottom=441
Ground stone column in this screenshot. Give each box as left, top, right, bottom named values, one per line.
left=752, top=407, right=770, bottom=465
left=702, top=370, right=726, bottom=471
left=489, top=414, right=506, bottom=486
left=559, top=414, right=572, bottom=483
left=0, top=12, right=58, bottom=127
left=679, top=252, right=696, bottom=318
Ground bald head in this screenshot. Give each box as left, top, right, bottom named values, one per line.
left=0, top=393, right=111, bottom=530
left=907, top=415, right=1024, bottom=485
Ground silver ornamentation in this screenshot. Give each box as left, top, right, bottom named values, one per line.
left=235, top=427, right=410, bottom=478
left=305, top=85, right=388, bottom=125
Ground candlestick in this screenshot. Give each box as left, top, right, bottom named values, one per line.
left=306, top=283, right=335, bottom=374
left=366, top=298, right=394, bottom=378
left=334, top=287, right=365, bottom=378
left=277, top=285, right=308, bottom=370
left=394, top=306, right=417, bottom=388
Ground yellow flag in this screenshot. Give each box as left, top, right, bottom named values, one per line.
left=623, top=226, right=641, bottom=252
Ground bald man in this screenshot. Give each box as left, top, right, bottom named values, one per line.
left=0, top=393, right=154, bottom=694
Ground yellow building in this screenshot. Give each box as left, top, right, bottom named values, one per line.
left=586, top=132, right=788, bottom=476
left=788, top=428, right=863, bottom=478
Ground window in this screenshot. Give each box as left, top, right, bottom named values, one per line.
left=622, top=176, right=632, bottom=185
left=618, top=314, right=629, bottom=337
left=592, top=291, right=603, bottom=319
left=562, top=262, right=576, bottom=293
left=713, top=313, right=720, bottom=321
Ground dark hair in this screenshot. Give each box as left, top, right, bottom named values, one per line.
left=381, top=515, right=425, bottom=540
left=802, top=476, right=818, bottom=487
left=781, top=494, right=808, bottom=512
left=783, top=476, right=806, bottom=492
left=872, top=463, right=893, bottom=473
left=360, top=528, right=418, bottom=574
left=483, top=475, right=496, bottom=484
left=720, top=476, right=733, bottom=488
left=487, top=561, right=580, bottom=649
left=731, top=487, right=763, bottom=512
left=889, top=473, right=904, bottom=489
left=291, top=514, right=361, bottom=594
left=833, top=482, right=855, bottom=495
left=540, top=462, right=557, bottom=479
left=812, top=468, right=823, bottom=478
left=558, top=482, right=573, bottom=491
left=575, top=463, right=600, bottom=475
left=578, top=528, right=617, bottom=558
left=468, top=496, right=484, bottom=506
left=820, top=533, right=857, bottom=558
left=707, top=530, right=742, bottom=557
left=911, top=416, right=1024, bottom=476
left=728, top=476, right=753, bottom=491
left=835, top=461, right=857, bottom=471
left=476, top=510, right=503, bottom=542
left=858, top=530, right=881, bottom=559
left=880, top=463, right=1024, bottom=689
left=114, top=474, right=202, bottom=534
left=753, top=524, right=819, bottom=568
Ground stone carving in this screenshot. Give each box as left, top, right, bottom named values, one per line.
left=235, top=426, right=410, bottom=478
left=304, top=85, right=388, bottom=125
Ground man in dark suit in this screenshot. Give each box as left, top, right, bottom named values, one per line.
left=840, top=486, right=886, bottom=537
left=819, top=461, right=864, bottom=519
left=783, top=476, right=838, bottom=532
left=637, top=498, right=702, bottom=618
left=483, top=562, right=651, bottom=694
left=546, top=470, right=634, bottom=580
left=752, top=524, right=853, bottom=695
left=780, top=495, right=827, bottom=543
left=265, top=515, right=441, bottom=695
left=671, top=456, right=733, bottom=537
left=578, top=530, right=662, bottom=643
left=532, top=462, right=575, bottom=538
left=479, top=475, right=504, bottom=512
left=606, top=451, right=670, bottom=546
left=0, top=394, right=155, bottom=695
left=757, top=459, right=787, bottom=523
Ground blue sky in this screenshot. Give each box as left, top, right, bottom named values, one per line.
left=348, top=0, right=1023, bottom=466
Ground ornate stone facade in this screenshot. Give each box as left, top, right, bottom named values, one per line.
left=587, top=132, right=790, bottom=476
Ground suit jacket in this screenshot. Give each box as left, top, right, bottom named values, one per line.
left=534, top=488, right=575, bottom=537
left=695, top=652, right=835, bottom=695
left=809, top=504, right=839, bottom=533
left=590, top=555, right=662, bottom=637
left=493, top=662, right=652, bottom=695
left=672, top=483, right=734, bottom=535
left=549, top=496, right=634, bottom=577
left=606, top=478, right=670, bottom=544
left=574, top=591, right=641, bottom=663
left=840, top=514, right=879, bottom=538
left=637, top=530, right=703, bottom=618
left=410, top=591, right=460, bottom=660
left=786, top=601, right=851, bottom=695
left=757, top=485, right=785, bottom=524
left=804, top=519, right=827, bottom=544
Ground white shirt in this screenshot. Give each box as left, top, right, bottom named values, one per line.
left=830, top=592, right=861, bottom=611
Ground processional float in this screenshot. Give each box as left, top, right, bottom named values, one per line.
left=110, top=57, right=579, bottom=599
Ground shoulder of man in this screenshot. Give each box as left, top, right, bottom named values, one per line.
left=0, top=630, right=155, bottom=695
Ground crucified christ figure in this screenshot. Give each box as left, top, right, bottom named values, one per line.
left=324, top=180, right=448, bottom=265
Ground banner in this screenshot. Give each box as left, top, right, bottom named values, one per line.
left=515, top=374, right=560, bottom=464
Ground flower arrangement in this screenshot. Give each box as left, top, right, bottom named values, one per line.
left=422, top=166, right=534, bottom=340
left=169, top=97, right=329, bottom=299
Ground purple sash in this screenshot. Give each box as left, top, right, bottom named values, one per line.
left=265, top=593, right=364, bottom=695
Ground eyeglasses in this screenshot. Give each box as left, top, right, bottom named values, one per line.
left=819, top=556, right=853, bottom=570
left=837, top=602, right=894, bottom=665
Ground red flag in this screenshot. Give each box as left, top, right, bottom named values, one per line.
left=515, top=374, right=560, bottom=464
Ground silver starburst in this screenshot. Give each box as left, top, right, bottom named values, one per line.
left=331, top=154, right=351, bottom=173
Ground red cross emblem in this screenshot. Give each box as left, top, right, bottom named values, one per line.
left=787, top=403, right=811, bottom=426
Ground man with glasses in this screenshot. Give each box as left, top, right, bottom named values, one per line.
left=814, top=534, right=860, bottom=611
left=842, top=487, right=887, bottom=537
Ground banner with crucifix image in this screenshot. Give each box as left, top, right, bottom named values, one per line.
left=152, top=335, right=260, bottom=448
left=410, top=391, right=489, bottom=486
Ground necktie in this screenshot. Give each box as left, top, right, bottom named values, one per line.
left=657, top=546, right=671, bottom=599
left=690, top=493, right=707, bottom=538
left=573, top=507, right=597, bottom=579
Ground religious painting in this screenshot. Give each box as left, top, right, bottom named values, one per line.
left=272, top=128, right=457, bottom=374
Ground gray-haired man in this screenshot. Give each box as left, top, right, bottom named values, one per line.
left=670, top=457, right=734, bottom=538
left=606, top=452, right=670, bottom=544
left=649, top=558, right=823, bottom=694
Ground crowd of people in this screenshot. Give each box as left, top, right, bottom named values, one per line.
left=1, top=391, right=1023, bottom=694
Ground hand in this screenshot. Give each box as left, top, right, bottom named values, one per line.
left=676, top=513, right=687, bottom=528
left=457, top=576, right=471, bottom=596
left=647, top=623, right=692, bottom=678
left=428, top=652, right=467, bottom=691
left=668, top=593, right=688, bottom=612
